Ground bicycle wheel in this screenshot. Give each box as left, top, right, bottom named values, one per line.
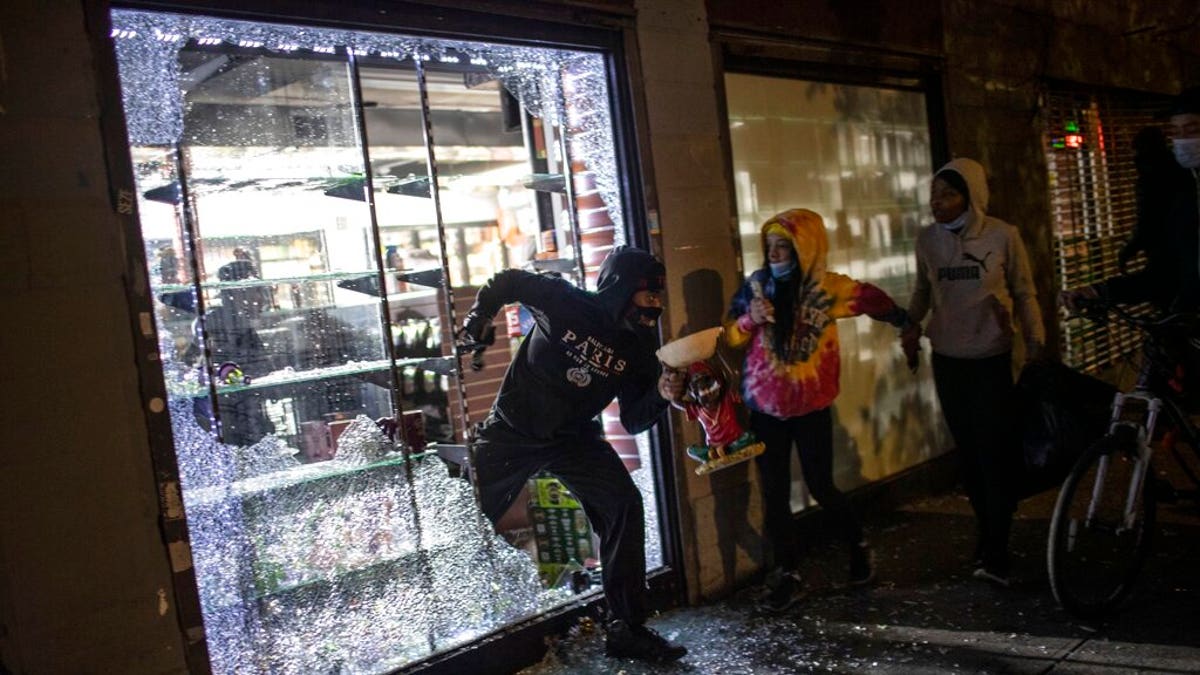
left=1047, top=430, right=1156, bottom=620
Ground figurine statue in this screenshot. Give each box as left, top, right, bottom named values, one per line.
left=657, top=328, right=764, bottom=475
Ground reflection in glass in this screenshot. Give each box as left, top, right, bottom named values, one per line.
left=724, top=74, right=950, bottom=511
left=113, top=8, right=657, bottom=673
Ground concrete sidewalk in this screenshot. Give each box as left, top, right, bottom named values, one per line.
left=522, top=481, right=1200, bottom=674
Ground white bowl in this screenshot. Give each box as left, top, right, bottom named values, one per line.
left=656, top=327, right=723, bottom=368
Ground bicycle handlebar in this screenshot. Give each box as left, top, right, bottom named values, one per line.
left=1070, top=295, right=1190, bottom=332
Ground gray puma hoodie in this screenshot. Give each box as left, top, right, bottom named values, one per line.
left=907, top=158, right=1045, bottom=359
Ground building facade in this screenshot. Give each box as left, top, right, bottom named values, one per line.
left=1, top=0, right=1197, bottom=672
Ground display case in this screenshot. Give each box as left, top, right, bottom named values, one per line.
left=112, top=8, right=658, bottom=674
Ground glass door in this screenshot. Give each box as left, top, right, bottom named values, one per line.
left=724, top=73, right=950, bottom=509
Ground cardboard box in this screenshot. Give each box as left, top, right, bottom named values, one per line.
left=528, top=477, right=596, bottom=572
left=529, top=505, right=594, bottom=565
left=531, top=476, right=582, bottom=509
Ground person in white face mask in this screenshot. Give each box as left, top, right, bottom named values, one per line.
left=1061, top=86, right=1200, bottom=313
left=1171, top=99, right=1200, bottom=170
left=902, top=157, right=1045, bottom=589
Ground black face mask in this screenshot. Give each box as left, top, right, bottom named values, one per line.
left=622, top=303, right=662, bottom=331
left=635, top=306, right=663, bottom=323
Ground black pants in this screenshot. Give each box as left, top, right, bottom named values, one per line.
left=932, top=351, right=1020, bottom=574
left=472, top=416, right=647, bottom=624
left=751, top=407, right=863, bottom=572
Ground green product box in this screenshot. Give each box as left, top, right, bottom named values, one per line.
left=529, top=505, right=595, bottom=565
left=530, top=477, right=582, bottom=509
left=528, top=476, right=595, bottom=574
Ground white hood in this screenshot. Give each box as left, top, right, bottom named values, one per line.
left=936, top=157, right=989, bottom=232
left=908, top=156, right=1045, bottom=359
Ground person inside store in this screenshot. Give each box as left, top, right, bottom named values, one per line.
left=190, top=258, right=278, bottom=445
left=725, top=208, right=913, bottom=613
left=901, top=157, right=1045, bottom=589
left=455, top=245, right=687, bottom=663
left=1062, top=86, right=1200, bottom=314
left=202, top=259, right=276, bottom=375
left=231, top=245, right=254, bottom=262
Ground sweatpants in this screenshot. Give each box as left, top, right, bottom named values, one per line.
left=471, top=416, right=648, bottom=624
left=931, top=351, right=1020, bottom=575
left=751, top=407, right=863, bottom=572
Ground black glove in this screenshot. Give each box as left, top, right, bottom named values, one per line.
left=459, top=312, right=495, bottom=347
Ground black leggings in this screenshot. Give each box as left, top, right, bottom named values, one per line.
left=751, top=407, right=863, bottom=572
left=931, top=351, right=1020, bottom=573
left=472, top=417, right=648, bottom=624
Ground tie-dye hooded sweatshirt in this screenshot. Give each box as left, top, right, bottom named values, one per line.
left=725, top=209, right=909, bottom=419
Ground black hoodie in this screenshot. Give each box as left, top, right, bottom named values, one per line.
left=1104, top=166, right=1200, bottom=311
left=467, top=246, right=668, bottom=440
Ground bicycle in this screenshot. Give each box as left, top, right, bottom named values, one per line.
left=1046, top=297, right=1200, bottom=620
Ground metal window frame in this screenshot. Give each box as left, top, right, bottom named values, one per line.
left=713, top=36, right=949, bottom=275
left=86, top=2, right=685, bottom=672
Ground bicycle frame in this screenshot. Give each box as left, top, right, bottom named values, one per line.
left=1048, top=299, right=1192, bottom=618
left=1095, top=390, right=1159, bottom=532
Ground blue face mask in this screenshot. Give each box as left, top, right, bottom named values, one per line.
left=940, top=210, right=970, bottom=232
left=769, top=260, right=797, bottom=280
left=1173, top=137, right=1200, bottom=169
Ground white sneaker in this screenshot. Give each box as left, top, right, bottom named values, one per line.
left=972, top=567, right=1010, bottom=588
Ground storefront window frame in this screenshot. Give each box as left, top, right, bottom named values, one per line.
left=715, top=43, right=952, bottom=513
left=89, top=2, right=682, bottom=672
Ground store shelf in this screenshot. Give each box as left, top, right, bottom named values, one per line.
left=187, top=446, right=443, bottom=509
left=153, top=269, right=381, bottom=295
left=165, top=357, right=455, bottom=399
left=251, top=540, right=445, bottom=600
left=522, top=173, right=566, bottom=193
left=387, top=288, right=438, bottom=304
left=395, top=267, right=445, bottom=289
left=186, top=449, right=455, bottom=607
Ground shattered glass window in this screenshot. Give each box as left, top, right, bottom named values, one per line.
left=112, top=8, right=659, bottom=673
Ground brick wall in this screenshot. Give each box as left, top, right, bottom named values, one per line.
left=2, top=0, right=1199, bottom=669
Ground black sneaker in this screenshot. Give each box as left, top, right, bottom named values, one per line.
left=760, top=570, right=804, bottom=613
left=849, top=541, right=875, bottom=586
left=604, top=620, right=687, bottom=662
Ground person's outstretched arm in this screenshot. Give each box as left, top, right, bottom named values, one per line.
left=825, top=272, right=909, bottom=327
left=460, top=269, right=567, bottom=339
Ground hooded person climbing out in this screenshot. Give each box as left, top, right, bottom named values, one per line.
left=458, top=245, right=687, bottom=663
left=725, top=208, right=911, bottom=613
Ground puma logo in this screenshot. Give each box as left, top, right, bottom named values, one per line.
left=962, top=251, right=992, bottom=273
